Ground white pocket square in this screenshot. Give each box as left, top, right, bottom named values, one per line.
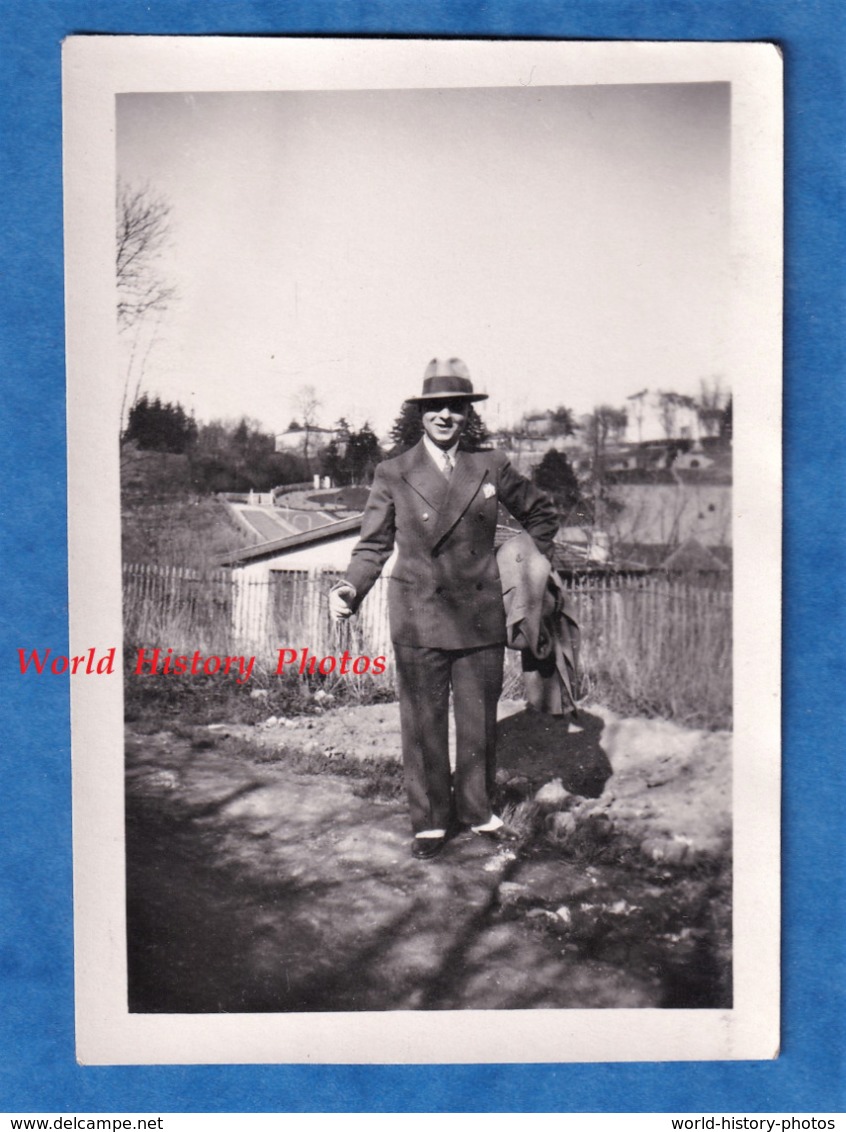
left=482, top=483, right=496, bottom=499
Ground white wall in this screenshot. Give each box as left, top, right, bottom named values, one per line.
left=230, top=537, right=396, bottom=654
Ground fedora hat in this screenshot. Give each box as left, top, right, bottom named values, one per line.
left=406, top=358, right=489, bottom=404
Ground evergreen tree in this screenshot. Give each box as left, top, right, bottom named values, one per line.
left=345, top=423, right=382, bottom=484
left=388, top=401, right=490, bottom=455
left=321, top=438, right=349, bottom=486
left=549, top=405, right=577, bottom=436
left=460, top=405, right=491, bottom=452
left=319, top=421, right=383, bottom=485
left=720, top=396, right=733, bottom=444
left=123, top=394, right=197, bottom=454
left=532, top=449, right=586, bottom=521
left=388, top=402, right=424, bottom=452
left=188, top=416, right=305, bottom=492
left=319, top=419, right=354, bottom=485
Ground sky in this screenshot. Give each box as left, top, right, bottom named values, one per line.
left=116, top=82, right=730, bottom=438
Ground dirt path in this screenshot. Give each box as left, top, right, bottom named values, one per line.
left=126, top=702, right=731, bottom=1013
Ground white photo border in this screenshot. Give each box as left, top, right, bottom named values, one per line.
left=63, top=36, right=782, bottom=1065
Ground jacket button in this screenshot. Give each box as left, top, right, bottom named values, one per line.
left=476, top=582, right=483, bottom=590
left=435, top=586, right=443, bottom=595
left=422, top=512, right=429, bottom=521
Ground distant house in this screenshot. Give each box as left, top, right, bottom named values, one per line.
left=624, top=390, right=703, bottom=445
left=522, top=410, right=557, bottom=438
left=673, top=449, right=714, bottom=471
left=490, top=429, right=577, bottom=477
left=218, top=515, right=368, bottom=575
left=274, top=424, right=343, bottom=455
left=604, top=449, right=639, bottom=473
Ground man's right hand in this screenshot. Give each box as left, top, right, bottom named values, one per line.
left=329, top=582, right=356, bottom=622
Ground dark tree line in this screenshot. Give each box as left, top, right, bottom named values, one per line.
left=320, top=420, right=382, bottom=486
left=123, top=395, right=197, bottom=454
left=122, top=398, right=307, bottom=493
left=122, top=398, right=390, bottom=494
left=122, top=390, right=639, bottom=524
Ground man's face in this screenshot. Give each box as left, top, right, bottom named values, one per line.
left=421, top=398, right=468, bottom=450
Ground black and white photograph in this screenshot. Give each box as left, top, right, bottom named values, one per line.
left=63, top=37, right=781, bottom=1064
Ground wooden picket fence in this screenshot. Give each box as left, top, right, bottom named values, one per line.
left=122, top=563, right=732, bottom=728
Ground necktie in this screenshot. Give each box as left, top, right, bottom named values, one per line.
left=442, top=451, right=453, bottom=479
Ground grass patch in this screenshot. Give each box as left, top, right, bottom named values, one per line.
left=501, top=575, right=732, bottom=731
left=124, top=662, right=314, bottom=725
left=122, top=496, right=252, bottom=569
left=123, top=645, right=396, bottom=725
left=581, top=664, right=731, bottom=732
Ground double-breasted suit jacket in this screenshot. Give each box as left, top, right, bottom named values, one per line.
left=344, top=440, right=559, bottom=647
left=342, top=439, right=558, bottom=834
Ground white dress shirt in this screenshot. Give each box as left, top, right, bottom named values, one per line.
left=422, top=433, right=459, bottom=473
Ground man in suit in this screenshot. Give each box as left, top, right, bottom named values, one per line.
left=330, top=358, right=559, bottom=859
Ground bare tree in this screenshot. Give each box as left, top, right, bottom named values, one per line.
left=116, top=179, right=176, bottom=329
left=116, top=180, right=177, bottom=429
left=584, top=404, right=627, bottom=527
left=657, top=391, right=696, bottom=440
left=293, top=384, right=322, bottom=472
left=586, top=404, right=628, bottom=454
left=697, top=377, right=727, bottom=438
left=626, top=388, right=649, bottom=444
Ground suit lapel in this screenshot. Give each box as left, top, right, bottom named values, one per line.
left=401, top=440, right=449, bottom=512
left=432, top=451, right=487, bottom=546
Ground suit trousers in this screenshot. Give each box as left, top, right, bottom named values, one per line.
left=393, top=642, right=504, bottom=834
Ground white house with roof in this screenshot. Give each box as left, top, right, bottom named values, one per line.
left=624, top=389, right=703, bottom=445
left=274, top=424, right=343, bottom=455
left=218, top=516, right=395, bottom=660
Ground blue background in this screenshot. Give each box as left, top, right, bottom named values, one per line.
left=1, top=0, right=843, bottom=1114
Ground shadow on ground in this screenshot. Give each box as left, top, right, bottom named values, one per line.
left=125, top=707, right=731, bottom=1014
left=496, top=708, right=612, bottom=796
